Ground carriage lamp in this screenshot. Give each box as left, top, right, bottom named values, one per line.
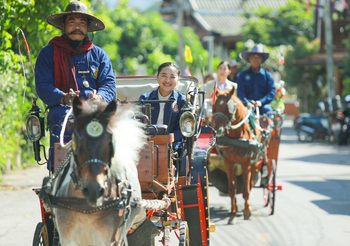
left=26, top=114, right=42, bottom=142
left=26, top=98, right=45, bottom=142
left=26, top=98, right=45, bottom=162
left=180, top=111, right=196, bottom=137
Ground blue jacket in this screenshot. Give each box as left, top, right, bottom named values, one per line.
left=35, top=44, right=116, bottom=105
left=237, top=67, right=276, bottom=112
left=35, top=43, right=116, bottom=132
left=237, top=68, right=276, bottom=105
left=139, top=88, right=186, bottom=150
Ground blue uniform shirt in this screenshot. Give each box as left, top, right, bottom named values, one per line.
left=237, top=67, right=276, bottom=114
left=139, top=88, right=186, bottom=151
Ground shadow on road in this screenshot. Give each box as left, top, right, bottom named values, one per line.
left=289, top=179, right=350, bottom=216
left=287, top=153, right=350, bottom=166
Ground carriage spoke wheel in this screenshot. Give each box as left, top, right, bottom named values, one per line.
left=268, top=160, right=277, bottom=215
left=32, top=222, right=49, bottom=246
left=262, top=160, right=277, bottom=215
left=179, top=221, right=190, bottom=246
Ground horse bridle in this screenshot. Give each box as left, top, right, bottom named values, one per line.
left=212, top=95, right=237, bottom=135
left=212, top=98, right=253, bottom=135
left=43, top=128, right=134, bottom=216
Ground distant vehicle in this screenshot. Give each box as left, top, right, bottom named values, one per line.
left=294, top=113, right=332, bottom=142
left=336, top=94, right=350, bottom=145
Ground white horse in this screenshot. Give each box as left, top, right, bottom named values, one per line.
left=49, top=97, right=146, bottom=246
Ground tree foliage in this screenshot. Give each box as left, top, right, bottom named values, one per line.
left=241, top=1, right=314, bottom=46
left=91, top=0, right=207, bottom=75
left=285, top=37, right=324, bottom=112
left=341, top=39, right=350, bottom=96
left=0, top=0, right=70, bottom=174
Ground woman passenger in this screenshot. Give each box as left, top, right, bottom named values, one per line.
left=139, top=62, right=187, bottom=174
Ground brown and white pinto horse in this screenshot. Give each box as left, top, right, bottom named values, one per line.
left=211, top=87, right=271, bottom=222
left=50, top=97, right=147, bottom=246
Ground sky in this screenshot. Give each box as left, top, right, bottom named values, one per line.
left=106, top=0, right=161, bottom=10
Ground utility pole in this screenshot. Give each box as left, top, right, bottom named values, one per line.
left=176, top=0, right=185, bottom=73
left=323, top=0, right=336, bottom=99
left=203, top=35, right=214, bottom=74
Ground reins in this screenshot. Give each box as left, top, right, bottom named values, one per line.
left=226, top=108, right=252, bottom=130
left=60, top=107, right=73, bottom=148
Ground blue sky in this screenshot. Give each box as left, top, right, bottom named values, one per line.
left=106, top=0, right=161, bottom=10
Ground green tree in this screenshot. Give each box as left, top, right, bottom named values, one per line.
left=341, top=39, right=350, bottom=96
left=0, top=0, right=69, bottom=174
left=285, top=37, right=324, bottom=112
left=91, top=0, right=207, bottom=75
left=242, top=0, right=314, bottom=46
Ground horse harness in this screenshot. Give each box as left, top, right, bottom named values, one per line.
left=40, top=150, right=137, bottom=221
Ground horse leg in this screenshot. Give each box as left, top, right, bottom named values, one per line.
left=243, top=164, right=252, bottom=220
left=226, top=163, right=237, bottom=224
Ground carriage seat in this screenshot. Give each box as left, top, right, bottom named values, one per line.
left=144, top=124, right=168, bottom=136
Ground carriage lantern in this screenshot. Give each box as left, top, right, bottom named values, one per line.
left=179, top=111, right=196, bottom=137
left=26, top=97, right=45, bottom=162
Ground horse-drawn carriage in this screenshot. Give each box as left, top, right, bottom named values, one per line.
left=200, top=85, right=283, bottom=221
left=26, top=75, right=214, bottom=246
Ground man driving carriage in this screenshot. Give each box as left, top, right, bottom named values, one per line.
left=237, top=44, right=276, bottom=115
left=35, top=0, right=116, bottom=171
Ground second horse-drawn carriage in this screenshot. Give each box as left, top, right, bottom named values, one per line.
left=201, top=85, right=283, bottom=221
left=27, top=75, right=214, bottom=246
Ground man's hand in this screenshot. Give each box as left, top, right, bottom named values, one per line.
left=255, top=100, right=262, bottom=107
left=89, top=89, right=103, bottom=102
left=61, top=89, right=79, bottom=105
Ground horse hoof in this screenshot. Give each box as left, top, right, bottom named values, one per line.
left=243, top=211, right=251, bottom=220
left=228, top=216, right=235, bottom=225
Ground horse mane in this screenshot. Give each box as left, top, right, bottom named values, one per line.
left=231, top=95, right=246, bottom=122
left=110, top=105, right=146, bottom=179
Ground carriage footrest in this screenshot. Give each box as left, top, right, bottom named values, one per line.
left=127, top=219, right=159, bottom=246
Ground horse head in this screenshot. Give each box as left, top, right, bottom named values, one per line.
left=52, top=98, right=147, bottom=245
left=71, top=97, right=116, bottom=206
left=212, top=87, right=238, bottom=135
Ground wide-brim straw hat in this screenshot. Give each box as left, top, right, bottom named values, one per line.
left=47, top=0, right=105, bottom=32
left=241, top=44, right=269, bottom=63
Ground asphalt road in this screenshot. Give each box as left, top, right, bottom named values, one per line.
left=0, top=119, right=349, bottom=246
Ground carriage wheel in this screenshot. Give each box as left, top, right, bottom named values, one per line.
left=268, top=160, right=277, bottom=215
left=32, top=222, right=49, bottom=246
left=179, top=221, right=190, bottom=246
left=262, top=160, right=277, bottom=214
left=204, top=167, right=212, bottom=245
left=263, top=186, right=270, bottom=208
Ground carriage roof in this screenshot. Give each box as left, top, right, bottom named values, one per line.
left=116, top=75, right=198, bottom=101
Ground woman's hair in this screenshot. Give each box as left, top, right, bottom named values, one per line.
left=157, top=62, right=180, bottom=76
left=217, top=61, right=230, bottom=70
